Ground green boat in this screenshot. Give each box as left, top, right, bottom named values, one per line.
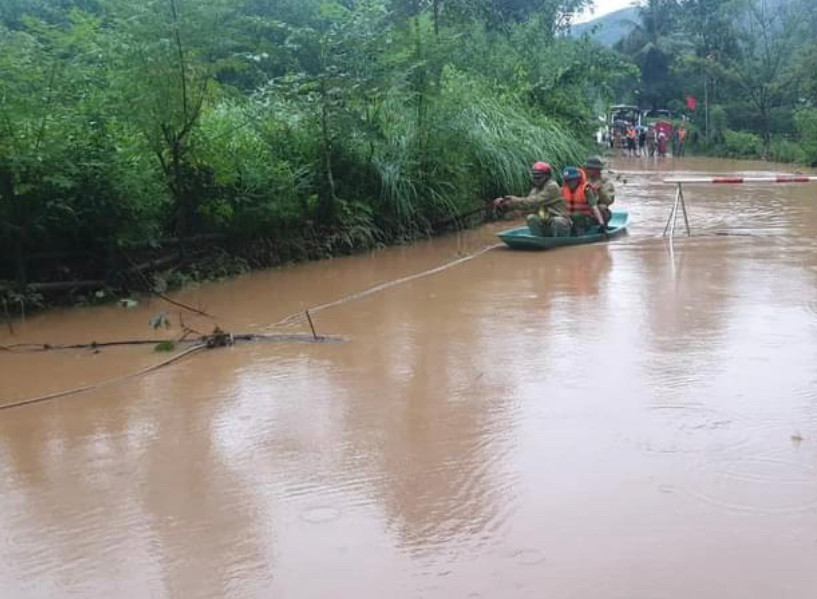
left=497, top=210, right=629, bottom=250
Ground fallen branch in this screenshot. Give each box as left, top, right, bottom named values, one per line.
left=0, top=328, right=345, bottom=412
left=118, top=248, right=218, bottom=320
left=156, top=291, right=216, bottom=320
left=126, top=253, right=181, bottom=274
left=27, top=249, right=99, bottom=261
left=2, top=332, right=344, bottom=353
left=151, top=233, right=228, bottom=247
left=0, top=280, right=105, bottom=293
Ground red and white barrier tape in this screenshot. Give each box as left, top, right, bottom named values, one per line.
left=664, top=176, right=817, bottom=184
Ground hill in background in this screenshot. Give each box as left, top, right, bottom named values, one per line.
left=570, top=6, right=638, bottom=46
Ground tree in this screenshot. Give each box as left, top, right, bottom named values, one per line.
left=0, top=17, right=108, bottom=284
left=274, top=1, right=394, bottom=225
left=615, top=0, right=689, bottom=108
left=718, top=0, right=796, bottom=155
left=105, top=0, right=231, bottom=239
left=1, top=0, right=613, bottom=291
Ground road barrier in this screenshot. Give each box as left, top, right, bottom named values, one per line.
left=661, top=176, right=817, bottom=239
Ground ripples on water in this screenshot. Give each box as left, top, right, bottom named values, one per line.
left=2, top=157, right=817, bottom=598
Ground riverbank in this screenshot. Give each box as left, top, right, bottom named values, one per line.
left=0, top=205, right=496, bottom=318
left=3, top=1, right=624, bottom=313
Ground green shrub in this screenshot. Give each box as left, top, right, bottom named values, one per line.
left=795, top=108, right=817, bottom=164
left=195, top=100, right=316, bottom=235
left=0, top=0, right=604, bottom=287
left=768, top=138, right=807, bottom=164
left=722, top=129, right=762, bottom=157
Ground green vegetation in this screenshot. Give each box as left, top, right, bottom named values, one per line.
left=0, top=0, right=631, bottom=297
left=611, top=0, right=817, bottom=163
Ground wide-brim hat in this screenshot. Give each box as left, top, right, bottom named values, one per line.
left=584, top=156, right=605, bottom=170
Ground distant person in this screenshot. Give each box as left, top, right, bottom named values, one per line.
left=678, top=125, right=687, bottom=156
left=671, top=128, right=680, bottom=157
left=657, top=131, right=668, bottom=157
left=638, top=127, right=646, bottom=156
left=493, top=162, right=570, bottom=237
left=561, top=167, right=607, bottom=236
left=646, top=126, right=657, bottom=157
left=626, top=127, right=637, bottom=156
left=613, top=128, right=623, bottom=153
left=584, top=156, right=615, bottom=225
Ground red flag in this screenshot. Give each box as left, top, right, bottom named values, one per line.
left=685, top=95, right=698, bottom=110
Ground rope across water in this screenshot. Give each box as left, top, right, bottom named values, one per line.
left=0, top=344, right=207, bottom=412
left=270, top=244, right=503, bottom=328
left=2, top=243, right=501, bottom=412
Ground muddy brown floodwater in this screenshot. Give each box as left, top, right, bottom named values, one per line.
left=2, top=157, right=817, bottom=598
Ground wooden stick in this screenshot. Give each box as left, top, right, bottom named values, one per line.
left=119, top=249, right=218, bottom=320
left=305, top=310, right=319, bottom=341
left=679, top=184, right=691, bottom=236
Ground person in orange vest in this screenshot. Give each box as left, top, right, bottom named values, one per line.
left=561, top=166, right=607, bottom=236
left=626, top=127, right=638, bottom=157
left=493, top=162, right=571, bottom=237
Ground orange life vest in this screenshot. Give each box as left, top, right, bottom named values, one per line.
left=562, top=169, right=592, bottom=216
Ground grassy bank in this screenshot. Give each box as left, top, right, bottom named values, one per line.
left=1, top=1, right=632, bottom=312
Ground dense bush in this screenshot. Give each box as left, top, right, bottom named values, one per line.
left=768, top=138, right=807, bottom=165
left=1, top=0, right=620, bottom=288
left=722, top=130, right=762, bottom=158
left=795, top=108, right=817, bottom=165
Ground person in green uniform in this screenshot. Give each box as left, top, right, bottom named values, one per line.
left=583, top=156, right=615, bottom=225
left=493, top=162, right=571, bottom=237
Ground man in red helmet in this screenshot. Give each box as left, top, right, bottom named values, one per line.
left=493, top=162, right=570, bottom=237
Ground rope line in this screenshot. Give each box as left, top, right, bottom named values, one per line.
left=0, top=345, right=206, bottom=413
left=1, top=243, right=501, bottom=412
left=271, top=244, right=501, bottom=328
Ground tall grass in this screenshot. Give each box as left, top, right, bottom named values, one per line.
left=368, top=68, right=587, bottom=235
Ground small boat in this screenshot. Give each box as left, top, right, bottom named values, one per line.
left=497, top=211, right=629, bottom=250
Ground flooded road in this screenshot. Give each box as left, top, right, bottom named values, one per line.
left=2, top=156, right=817, bottom=598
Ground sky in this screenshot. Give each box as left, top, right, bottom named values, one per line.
left=574, top=0, right=639, bottom=24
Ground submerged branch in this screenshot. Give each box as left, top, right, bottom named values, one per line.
left=2, top=331, right=344, bottom=353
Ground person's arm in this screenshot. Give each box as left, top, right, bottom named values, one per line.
left=493, top=194, right=518, bottom=208
left=586, top=188, right=606, bottom=228
left=592, top=205, right=605, bottom=228
left=600, top=180, right=615, bottom=205
left=494, top=191, right=538, bottom=211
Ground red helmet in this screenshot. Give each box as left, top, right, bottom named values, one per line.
left=531, top=161, right=552, bottom=174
